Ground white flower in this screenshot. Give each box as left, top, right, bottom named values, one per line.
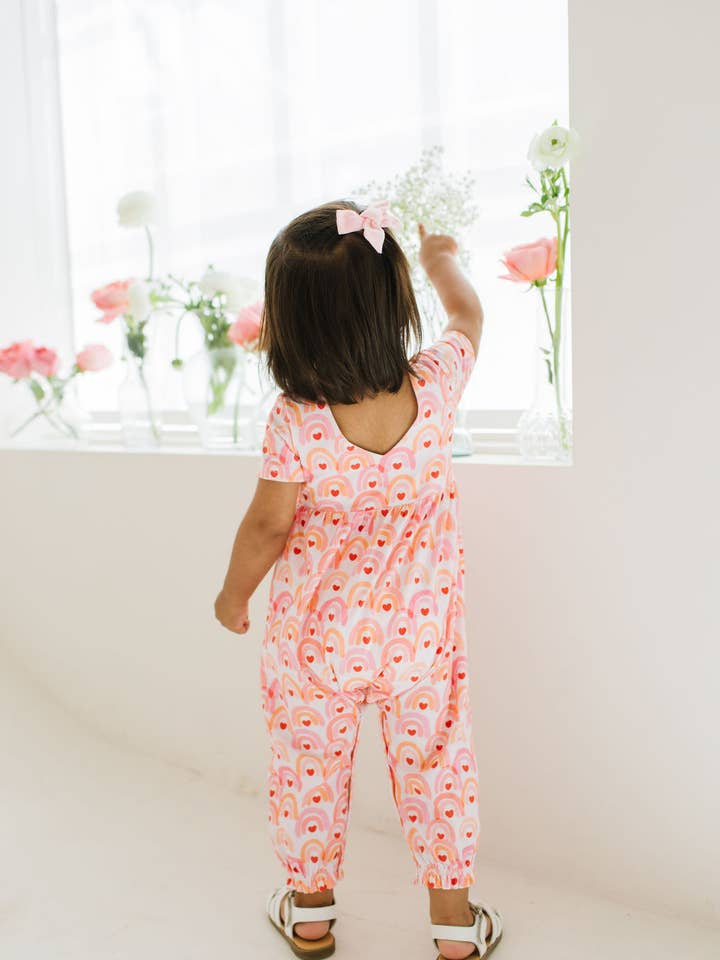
left=199, top=269, right=259, bottom=312
left=127, top=280, right=151, bottom=320
left=527, top=125, right=580, bottom=172
left=117, top=190, right=156, bottom=228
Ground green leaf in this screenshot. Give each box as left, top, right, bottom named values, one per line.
left=521, top=200, right=547, bottom=218
left=29, top=379, right=45, bottom=401
left=544, top=358, right=554, bottom=384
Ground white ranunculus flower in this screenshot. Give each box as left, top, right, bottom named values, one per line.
left=127, top=280, right=151, bottom=320
left=527, top=125, right=580, bottom=172
left=199, top=269, right=259, bottom=312
left=117, top=190, right=156, bottom=228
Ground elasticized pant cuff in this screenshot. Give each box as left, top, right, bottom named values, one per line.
left=278, top=859, right=343, bottom=893
left=413, top=858, right=475, bottom=889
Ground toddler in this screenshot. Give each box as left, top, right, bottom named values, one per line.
left=215, top=200, right=502, bottom=960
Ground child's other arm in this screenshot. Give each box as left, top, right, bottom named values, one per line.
left=214, top=477, right=301, bottom=635
left=418, top=223, right=483, bottom=356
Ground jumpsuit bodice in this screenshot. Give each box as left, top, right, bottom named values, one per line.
left=258, top=329, right=477, bottom=704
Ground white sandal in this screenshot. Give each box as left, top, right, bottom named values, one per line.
left=431, top=899, right=503, bottom=960
left=266, top=886, right=338, bottom=959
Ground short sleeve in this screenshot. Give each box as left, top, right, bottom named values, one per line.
left=258, top=392, right=307, bottom=483
left=422, top=329, right=477, bottom=400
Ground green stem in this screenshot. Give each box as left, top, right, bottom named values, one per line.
left=538, top=284, right=554, bottom=343
left=44, top=406, right=77, bottom=439
left=11, top=391, right=76, bottom=440
left=145, top=226, right=155, bottom=281
left=173, top=310, right=190, bottom=364
left=11, top=405, right=45, bottom=437
left=138, top=361, right=160, bottom=441
left=232, top=366, right=242, bottom=445
left=159, top=296, right=189, bottom=308
left=552, top=207, right=569, bottom=451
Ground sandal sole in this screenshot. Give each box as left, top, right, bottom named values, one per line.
left=436, top=928, right=503, bottom=960
left=267, top=913, right=336, bottom=959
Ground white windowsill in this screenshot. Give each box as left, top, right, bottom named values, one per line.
left=0, top=409, right=573, bottom=465
left=0, top=430, right=571, bottom=468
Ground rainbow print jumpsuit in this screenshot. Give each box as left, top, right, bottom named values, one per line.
left=258, top=330, right=481, bottom=892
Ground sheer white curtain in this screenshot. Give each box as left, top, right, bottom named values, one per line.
left=55, top=0, right=568, bottom=411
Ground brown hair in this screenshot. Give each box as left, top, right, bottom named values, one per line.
left=258, top=199, right=423, bottom=405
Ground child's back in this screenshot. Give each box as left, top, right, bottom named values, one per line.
left=259, top=327, right=475, bottom=703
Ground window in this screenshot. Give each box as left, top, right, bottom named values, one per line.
left=23, top=0, right=570, bottom=431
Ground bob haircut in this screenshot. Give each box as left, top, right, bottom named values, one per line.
left=259, top=199, right=423, bottom=405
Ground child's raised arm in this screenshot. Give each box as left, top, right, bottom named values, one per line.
left=418, top=223, right=483, bottom=355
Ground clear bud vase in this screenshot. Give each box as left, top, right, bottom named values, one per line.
left=518, top=284, right=573, bottom=463
left=234, top=349, right=277, bottom=450
left=118, top=352, right=162, bottom=449
left=5, top=377, right=89, bottom=447
left=183, top=345, right=277, bottom=450
left=452, top=404, right=475, bottom=456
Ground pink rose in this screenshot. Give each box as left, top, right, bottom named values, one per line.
left=0, top=340, right=36, bottom=379
left=228, top=300, right=263, bottom=347
left=499, top=237, right=558, bottom=283
left=31, top=346, right=60, bottom=378
left=76, top=343, right=113, bottom=372
left=91, top=279, right=133, bottom=323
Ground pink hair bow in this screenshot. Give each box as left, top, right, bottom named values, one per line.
left=336, top=200, right=401, bottom=253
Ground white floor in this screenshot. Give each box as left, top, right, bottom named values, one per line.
left=2, top=655, right=719, bottom=960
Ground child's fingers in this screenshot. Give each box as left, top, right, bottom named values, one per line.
left=418, top=223, right=426, bottom=239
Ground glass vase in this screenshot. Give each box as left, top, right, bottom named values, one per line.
left=239, top=350, right=277, bottom=451
left=4, top=378, right=89, bottom=448
left=183, top=345, right=272, bottom=449
left=452, top=404, right=474, bottom=456
left=118, top=352, right=162, bottom=449
left=517, top=284, right=573, bottom=463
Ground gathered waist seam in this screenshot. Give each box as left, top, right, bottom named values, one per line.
left=294, top=489, right=447, bottom=521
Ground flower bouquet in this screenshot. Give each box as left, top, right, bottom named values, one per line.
left=501, top=121, right=579, bottom=461
left=91, top=191, right=166, bottom=447
left=166, top=268, right=266, bottom=447
left=0, top=340, right=112, bottom=443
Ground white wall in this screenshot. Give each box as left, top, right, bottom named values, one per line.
left=2, top=0, right=719, bottom=930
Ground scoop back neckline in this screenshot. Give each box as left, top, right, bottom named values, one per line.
left=323, top=364, right=424, bottom=459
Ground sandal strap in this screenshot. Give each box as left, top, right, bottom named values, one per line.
left=266, top=887, right=337, bottom=938
left=472, top=899, right=503, bottom=945
left=431, top=901, right=502, bottom=958
left=267, top=887, right=289, bottom=934
left=289, top=903, right=337, bottom=923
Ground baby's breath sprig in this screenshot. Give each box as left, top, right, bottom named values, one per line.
left=354, top=146, right=479, bottom=339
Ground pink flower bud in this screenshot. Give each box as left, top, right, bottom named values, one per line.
left=76, top=343, right=113, bottom=372
left=0, top=340, right=37, bottom=379
left=31, top=346, right=60, bottom=378
left=228, top=300, right=263, bottom=347
left=90, top=279, right=133, bottom=323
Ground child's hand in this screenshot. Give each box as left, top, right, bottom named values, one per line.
left=214, top=589, right=250, bottom=635
left=418, top=223, right=459, bottom=273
